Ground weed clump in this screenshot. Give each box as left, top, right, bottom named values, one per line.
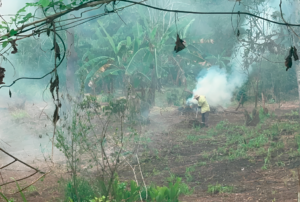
left=207, top=183, right=233, bottom=194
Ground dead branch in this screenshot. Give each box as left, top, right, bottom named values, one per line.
left=136, top=154, right=147, bottom=200
left=9, top=171, right=51, bottom=195
left=0, top=148, right=45, bottom=187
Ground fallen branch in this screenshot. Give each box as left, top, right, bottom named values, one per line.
left=8, top=171, right=51, bottom=195
left=0, top=148, right=45, bottom=187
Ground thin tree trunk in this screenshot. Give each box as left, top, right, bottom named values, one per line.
left=255, top=80, right=258, bottom=108
left=261, top=93, right=265, bottom=108
left=294, top=0, right=300, bottom=116
left=296, top=64, right=300, bottom=112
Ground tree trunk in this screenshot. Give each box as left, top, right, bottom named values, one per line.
left=294, top=0, right=300, bottom=115
left=255, top=80, right=258, bottom=108
left=261, top=93, right=265, bottom=108
left=296, top=64, right=300, bottom=112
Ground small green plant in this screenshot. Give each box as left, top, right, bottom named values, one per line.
left=186, top=135, right=200, bottom=143
left=166, top=89, right=181, bottom=106
left=259, top=107, right=270, bottom=123
left=185, top=165, right=196, bottom=182
left=197, top=161, right=207, bottom=167
left=276, top=161, right=285, bottom=167
left=27, top=185, right=37, bottom=193
left=285, top=110, right=299, bottom=117
left=111, top=179, right=140, bottom=202
left=207, top=183, right=233, bottom=194
left=0, top=181, right=28, bottom=202
left=89, top=196, right=109, bottom=202
left=261, top=148, right=271, bottom=170
left=215, top=121, right=227, bottom=130
left=65, top=178, right=95, bottom=202
left=268, top=98, right=275, bottom=104
left=147, top=177, right=192, bottom=202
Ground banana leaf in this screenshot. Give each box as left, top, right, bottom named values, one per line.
left=98, top=20, right=117, bottom=54
left=95, top=68, right=125, bottom=85
left=116, top=40, right=127, bottom=53
left=182, top=19, right=195, bottom=39
left=126, top=47, right=150, bottom=75
left=155, top=48, right=162, bottom=78
left=83, top=57, right=115, bottom=83
left=126, top=36, right=132, bottom=48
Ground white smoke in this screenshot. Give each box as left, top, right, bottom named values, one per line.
left=190, top=65, right=246, bottom=108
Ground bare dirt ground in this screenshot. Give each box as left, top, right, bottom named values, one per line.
left=1, top=99, right=300, bottom=201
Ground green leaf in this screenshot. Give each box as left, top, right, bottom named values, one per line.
left=17, top=7, right=27, bottom=14
left=9, top=29, right=18, bottom=36
left=150, top=25, right=158, bottom=41
left=98, top=20, right=117, bottom=54
left=2, top=41, right=8, bottom=48
left=38, top=0, right=50, bottom=7
left=126, top=47, right=150, bottom=75
left=14, top=180, right=28, bottom=202
left=126, top=36, right=132, bottom=48
left=0, top=190, right=9, bottom=202
left=116, top=40, right=127, bottom=53
left=18, top=13, right=33, bottom=24
left=155, top=49, right=162, bottom=79
left=182, top=19, right=195, bottom=39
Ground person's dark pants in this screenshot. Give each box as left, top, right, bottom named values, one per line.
left=201, top=112, right=209, bottom=127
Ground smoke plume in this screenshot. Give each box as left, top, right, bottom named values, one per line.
left=191, top=65, right=247, bottom=108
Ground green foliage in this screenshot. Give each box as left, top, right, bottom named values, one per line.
left=205, top=50, right=231, bottom=68
left=111, top=178, right=140, bottom=202
left=285, top=110, right=299, bottom=117
left=166, top=89, right=181, bottom=106
left=147, top=177, right=188, bottom=202
left=259, top=107, right=269, bottom=123
left=65, top=178, right=95, bottom=202
left=89, top=196, right=109, bottom=202
left=236, top=86, right=247, bottom=105
left=185, top=165, right=196, bottom=182
left=79, top=95, right=101, bottom=110
left=207, top=183, right=233, bottom=194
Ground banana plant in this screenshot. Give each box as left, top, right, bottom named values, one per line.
left=205, top=50, right=231, bottom=68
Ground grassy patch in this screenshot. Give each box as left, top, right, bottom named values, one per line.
left=207, top=183, right=233, bottom=194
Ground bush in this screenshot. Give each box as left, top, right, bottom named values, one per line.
left=236, top=87, right=247, bottom=106
left=65, top=178, right=95, bottom=202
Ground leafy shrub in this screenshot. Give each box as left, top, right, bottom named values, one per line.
left=236, top=87, right=247, bottom=106
left=166, top=89, right=181, bottom=106
left=65, top=178, right=95, bottom=202
left=259, top=107, right=269, bottom=123
left=111, top=179, right=140, bottom=202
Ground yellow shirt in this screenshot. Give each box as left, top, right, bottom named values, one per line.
left=197, top=95, right=210, bottom=113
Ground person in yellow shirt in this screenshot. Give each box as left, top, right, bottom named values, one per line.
left=194, top=94, right=210, bottom=127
